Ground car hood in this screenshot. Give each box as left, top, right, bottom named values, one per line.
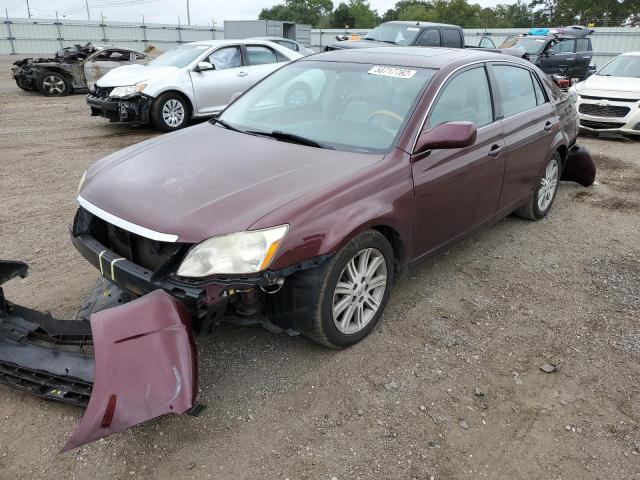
left=578, top=74, right=640, bottom=97
left=80, top=123, right=383, bottom=243
left=96, top=64, right=179, bottom=87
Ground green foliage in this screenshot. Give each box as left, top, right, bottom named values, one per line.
left=260, top=0, right=638, bottom=27
left=259, top=0, right=334, bottom=26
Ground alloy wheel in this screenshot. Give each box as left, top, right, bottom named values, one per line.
left=332, top=248, right=388, bottom=335
left=537, top=158, right=559, bottom=212
left=43, top=75, right=65, bottom=95
left=162, top=99, right=185, bottom=128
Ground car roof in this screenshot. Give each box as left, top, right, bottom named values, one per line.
left=305, top=46, right=524, bottom=69
left=186, top=39, right=280, bottom=47
left=621, top=51, right=640, bottom=56
left=384, top=20, right=460, bottom=29
left=251, top=36, right=296, bottom=42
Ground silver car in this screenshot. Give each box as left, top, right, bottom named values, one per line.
left=86, top=39, right=303, bottom=131
left=249, top=37, right=315, bottom=56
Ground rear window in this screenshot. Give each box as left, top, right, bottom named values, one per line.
left=442, top=28, right=462, bottom=48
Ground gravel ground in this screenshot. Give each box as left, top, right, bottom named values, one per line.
left=0, top=55, right=639, bottom=480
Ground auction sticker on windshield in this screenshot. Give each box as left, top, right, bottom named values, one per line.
left=368, top=66, right=417, bottom=79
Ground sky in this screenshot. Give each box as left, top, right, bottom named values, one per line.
left=1, top=0, right=503, bottom=25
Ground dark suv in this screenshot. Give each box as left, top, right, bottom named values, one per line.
left=324, top=21, right=466, bottom=50
left=499, top=26, right=594, bottom=81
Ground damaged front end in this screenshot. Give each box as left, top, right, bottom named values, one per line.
left=87, top=87, right=153, bottom=124
left=12, top=43, right=97, bottom=93
left=0, top=261, right=197, bottom=452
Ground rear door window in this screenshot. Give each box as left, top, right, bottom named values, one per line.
left=550, top=39, right=575, bottom=54
left=418, top=28, right=440, bottom=47
left=493, top=65, right=538, bottom=117
left=429, top=66, right=494, bottom=127
left=247, top=45, right=281, bottom=65
left=531, top=72, right=548, bottom=105
left=442, top=28, right=462, bottom=48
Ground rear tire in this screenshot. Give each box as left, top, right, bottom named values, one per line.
left=305, top=230, right=394, bottom=349
left=515, top=152, right=561, bottom=220
left=150, top=92, right=190, bottom=132
left=37, top=71, right=72, bottom=96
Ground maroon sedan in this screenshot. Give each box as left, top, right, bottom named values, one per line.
left=0, top=47, right=591, bottom=451
left=73, top=47, right=579, bottom=349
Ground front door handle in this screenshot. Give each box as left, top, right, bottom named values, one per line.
left=488, top=144, right=503, bottom=157
left=544, top=121, right=553, bottom=131
left=237, top=71, right=248, bottom=77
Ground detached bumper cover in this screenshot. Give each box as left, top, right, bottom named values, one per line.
left=0, top=261, right=197, bottom=452
left=86, top=93, right=152, bottom=123
left=62, top=289, right=197, bottom=452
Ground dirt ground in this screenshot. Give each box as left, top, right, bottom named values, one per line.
left=0, top=55, right=639, bottom=480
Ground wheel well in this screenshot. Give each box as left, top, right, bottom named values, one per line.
left=155, top=90, right=193, bottom=116
left=40, top=67, right=72, bottom=80
left=371, top=225, right=404, bottom=280
left=556, top=145, right=568, bottom=169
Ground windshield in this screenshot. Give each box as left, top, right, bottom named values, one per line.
left=148, top=44, right=209, bottom=68
left=501, top=36, right=547, bottom=55
left=597, top=55, right=640, bottom=78
left=364, top=23, right=422, bottom=46
left=218, top=61, right=436, bottom=154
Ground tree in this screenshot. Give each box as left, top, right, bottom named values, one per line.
left=259, top=0, right=334, bottom=26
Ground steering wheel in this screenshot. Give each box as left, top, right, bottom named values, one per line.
left=368, top=110, right=404, bottom=126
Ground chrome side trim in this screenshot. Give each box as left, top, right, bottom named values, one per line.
left=77, top=196, right=179, bottom=243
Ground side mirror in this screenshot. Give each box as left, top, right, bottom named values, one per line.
left=414, top=122, right=477, bottom=154
left=195, top=61, right=215, bottom=72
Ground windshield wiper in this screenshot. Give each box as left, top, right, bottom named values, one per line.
left=247, top=130, right=334, bottom=150
left=210, top=117, right=242, bottom=132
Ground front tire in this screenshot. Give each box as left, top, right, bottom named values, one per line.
left=515, top=153, right=561, bottom=220
left=150, top=92, right=189, bottom=132
left=37, top=71, right=71, bottom=96
left=306, top=230, right=394, bottom=349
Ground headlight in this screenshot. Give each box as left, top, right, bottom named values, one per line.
left=567, top=86, right=579, bottom=105
left=78, top=171, right=86, bottom=193
left=109, top=84, right=146, bottom=98
left=177, top=225, right=289, bottom=277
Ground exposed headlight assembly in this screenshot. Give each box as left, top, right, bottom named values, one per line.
left=109, top=84, right=146, bottom=98
left=177, top=225, right=289, bottom=277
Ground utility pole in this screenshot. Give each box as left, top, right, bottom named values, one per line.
left=25, top=0, right=31, bottom=19
left=186, top=0, right=191, bottom=26
left=85, top=0, right=90, bottom=22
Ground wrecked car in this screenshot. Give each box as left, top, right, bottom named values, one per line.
left=1, top=47, right=595, bottom=452
left=86, top=39, right=303, bottom=131
left=497, top=26, right=595, bottom=83
left=12, top=43, right=150, bottom=96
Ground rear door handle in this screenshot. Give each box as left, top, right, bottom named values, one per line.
left=544, top=121, right=553, bottom=131
left=237, top=71, right=248, bottom=77
left=488, top=144, right=503, bottom=157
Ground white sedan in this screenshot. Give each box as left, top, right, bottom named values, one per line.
left=569, top=51, right=640, bottom=137
left=86, top=39, right=303, bottom=131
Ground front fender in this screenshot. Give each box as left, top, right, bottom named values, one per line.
left=252, top=152, right=414, bottom=270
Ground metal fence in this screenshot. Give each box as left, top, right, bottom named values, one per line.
left=0, top=17, right=222, bottom=54
left=2, top=17, right=639, bottom=68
